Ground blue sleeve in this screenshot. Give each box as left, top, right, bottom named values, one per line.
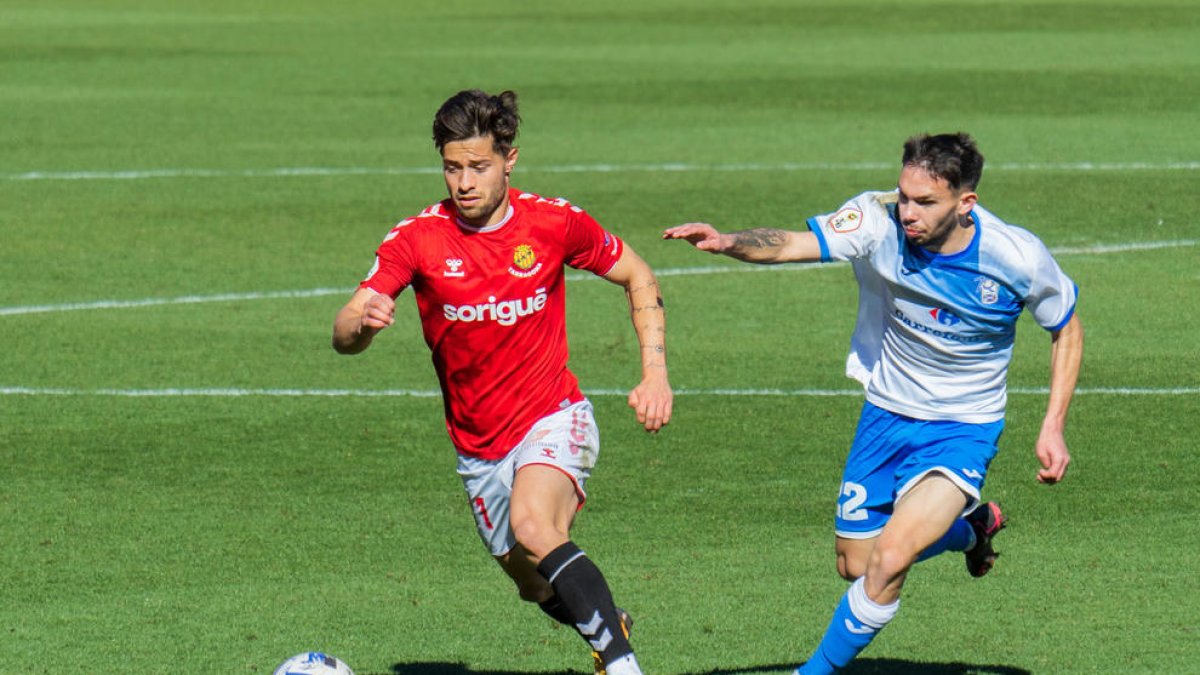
left=806, top=216, right=831, bottom=262
left=1047, top=284, right=1079, bottom=332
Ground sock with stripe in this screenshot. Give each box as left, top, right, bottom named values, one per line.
left=796, top=577, right=899, bottom=675
left=536, top=541, right=637, bottom=670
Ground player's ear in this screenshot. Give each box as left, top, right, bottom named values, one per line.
left=504, top=146, right=519, bottom=175
left=957, top=189, right=978, bottom=216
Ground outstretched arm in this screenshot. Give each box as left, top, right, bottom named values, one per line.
left=603, top=245, right=673, bottom=432
left=332, top=287, right=396, bottom=355
left=662, top=223, right=823, bottom=264
left=1036, top=313, right=1083, bottom=484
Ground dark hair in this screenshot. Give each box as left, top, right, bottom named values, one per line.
left=902, top=132, right=984, bottom=191
left=432, top=89, right=520, bottom=155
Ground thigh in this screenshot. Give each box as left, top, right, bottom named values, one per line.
left=863, top=474, right=970, bottom=603
left=456, top=400, right=602, bottom=558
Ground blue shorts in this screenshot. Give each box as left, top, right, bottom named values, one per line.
left=835, top=401, right=1004, bottom=539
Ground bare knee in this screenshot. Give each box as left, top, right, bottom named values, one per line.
left=868, top=541, right=918, bottom=584
left=510, top=515, right=566, bottom=560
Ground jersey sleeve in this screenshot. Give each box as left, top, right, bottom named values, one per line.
left=1021, top=236, right=1078, bottom=331
left=359, top=221, right=418, bottom=298
left=563, top=205, right=624, bottom=276
left=805, top=192, right=891, bottom=263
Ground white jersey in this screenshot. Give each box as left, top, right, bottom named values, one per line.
left=807, top=190, right=1077, bottom=423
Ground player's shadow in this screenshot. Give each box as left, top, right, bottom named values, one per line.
left=685, top=662, right=1030, bottom=675
left=387, top=665, right=575, bottom=675
left=830, top=660, right=1029, bottom=675
left=385, top=660, right=1030, bottom=675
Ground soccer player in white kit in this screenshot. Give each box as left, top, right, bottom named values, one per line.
left=333, top=90, right=672, bottom=675
left=664, top=133, right=1083, bottom=673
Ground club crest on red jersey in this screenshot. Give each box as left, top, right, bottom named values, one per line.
left=509, top=244, right=544, bottom=278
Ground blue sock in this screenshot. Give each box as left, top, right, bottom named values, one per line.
left=796, top=578, right=899, bottom=674
left=916, top=518, right=975, bottom=563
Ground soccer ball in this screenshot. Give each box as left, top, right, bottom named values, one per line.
left=272, top=652, right=355, bottom=675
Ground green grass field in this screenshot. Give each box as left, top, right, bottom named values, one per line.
left=3, top=0, right=1198, bottom=673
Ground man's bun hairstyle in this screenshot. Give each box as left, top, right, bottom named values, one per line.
left=433, top=89, right=521, bottom=155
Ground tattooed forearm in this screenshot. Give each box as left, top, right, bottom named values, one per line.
left=621, top=268, right=668, bottom=375
left=732, top=228, right=790, bottom=249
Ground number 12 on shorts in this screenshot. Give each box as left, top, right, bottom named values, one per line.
left=839, top=481, right=869, bottom=521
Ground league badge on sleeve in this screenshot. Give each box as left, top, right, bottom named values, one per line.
left=829, top=207, right=863, bottom=233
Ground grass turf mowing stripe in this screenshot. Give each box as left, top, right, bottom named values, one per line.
left=1, top=386, right=1195, bottom=397
left=4, top=161, right=1200, bottom=182
left=0, top=240, right=1193, bottom=318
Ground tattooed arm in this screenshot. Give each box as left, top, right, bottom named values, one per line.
left=662, top=223, right=823, bottom=263
left=603, top=245, right=673, bottom=432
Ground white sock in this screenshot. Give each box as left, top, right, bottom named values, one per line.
left=603, top=653, right=643, bottom=675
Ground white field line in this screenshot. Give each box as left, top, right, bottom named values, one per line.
left=1, top=386, right=1196, bottom=398
left=0, top=239, right=1193, bottom=318
left=5, top=160, right=1200, bottom=182
left=0, top=287, right=349, bottom=317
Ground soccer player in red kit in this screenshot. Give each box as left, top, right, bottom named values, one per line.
left=332, top=90, right=671, bottom=675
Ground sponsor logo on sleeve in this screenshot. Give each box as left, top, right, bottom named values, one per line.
left=829, top=207, right=863, bottom=234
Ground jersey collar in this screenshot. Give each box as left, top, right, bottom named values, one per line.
left=911, top=210, right=981, bottom=263
left=455, top=203, right=514, bottom=233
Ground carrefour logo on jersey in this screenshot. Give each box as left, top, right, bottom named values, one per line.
left=929, top=308, right=962, bottom=326
left=443, top=288, right=549, bottom=327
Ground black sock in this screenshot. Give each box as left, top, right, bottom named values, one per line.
left=536, top=541, right=633, bottom=664
left=538, top=595, right=574, bottom=626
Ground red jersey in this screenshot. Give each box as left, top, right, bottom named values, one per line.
left=360, top=187, right=625, bottom=460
